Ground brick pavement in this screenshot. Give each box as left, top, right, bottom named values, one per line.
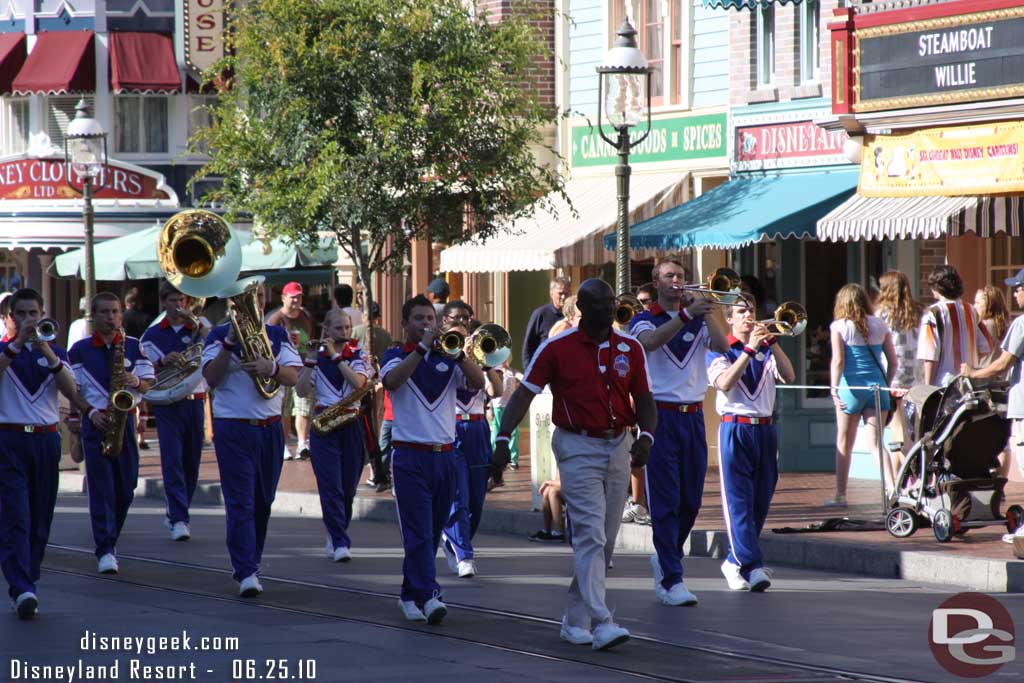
left=127, top=428, right=1024, bottom=565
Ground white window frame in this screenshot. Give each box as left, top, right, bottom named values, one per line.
left=0, top=97, right=28, bottom=156
left=114, top=94, right=170, bottom=155
left=755, top=4, right=775, bottom=88
left=799, top=0, right=821, bottom=84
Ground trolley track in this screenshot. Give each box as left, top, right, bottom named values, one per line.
left=45, top=543, right=926, bottom=683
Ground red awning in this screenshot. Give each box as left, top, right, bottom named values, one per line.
left=110, top=32, right=180, bottom=94
left=12, top=30, right=94, bottom=95
left=0, top=33, right=26, bottom=95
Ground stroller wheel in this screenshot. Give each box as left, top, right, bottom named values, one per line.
left=933, top=510, right=954, bottom=543
left=886, top=507, right=917, bottom=538
left=1006, top=505, right=1024, bottom=533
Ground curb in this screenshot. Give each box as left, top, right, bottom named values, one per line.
left=58, top=472, right=1024, bottom=593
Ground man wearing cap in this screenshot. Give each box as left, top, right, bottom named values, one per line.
left=963, top=269, right=1024, bottom=543
left=424, top=278, right=450, bottom=318
left=267, top=282, right=315, bottom=459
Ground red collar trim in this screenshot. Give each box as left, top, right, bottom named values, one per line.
left=402, top=340, right=417, bottom=353
left=649, top=302, right=668, bottom=317
left=92, top=331, right=122, bottom=347
left=727, top=334, right=743, bottom=346
left=159, top=317, right=194, bottom=331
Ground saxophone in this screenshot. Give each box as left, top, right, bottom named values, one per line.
left=228, top=279, right=280, bottom=399
left=312, top=379, right=376, bottom=435
left=100, top=328, right=139, bottom=460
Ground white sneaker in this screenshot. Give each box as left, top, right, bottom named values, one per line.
left=325, top=536, right=335, bottom=556
left=592, top=622, right=630, bottom=651
left=332, top=546, right=352, bottom=562
left=283, top=446, right=297, bottom=461
left=748, top=567, right=773, bottom=592
left=423, top=596, right=447, bottom=624
left=559, top=617, right=593, bottom=645
left=170, top=522, right=191, bottom=541
left=457, top=559, right=476, bottom=578
left=1002, top=525, right=1024, bottom=543
left=97, top=553, right=119, bottom=575
left=163, top=516, right=173, bottom=530
left=621, top=502, right=648, bottom=523
left=650, top=554, right=664, bottom=590
left=239, top=574, right=263, bottom=598
left=721, top=560, right=749, bottom=591
left=442, top=538, right=459, bottom=574
left=14, top=592, right=38, bottom=620
left=398, top=599, right=427, bottom=622
left=660, top=582, right=698, bottom=606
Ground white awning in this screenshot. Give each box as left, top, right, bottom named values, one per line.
left=439, top=172, right=688, bottom=273
left=817, top=194, right=984, bottom=241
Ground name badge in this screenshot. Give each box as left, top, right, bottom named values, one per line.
left=616, top=342, right=631, bottom=352
left=682, top=332, right=695, bottom=342
left=435, top=362, right=449, bottom=372
left=755, top=353, right=765, bottom=362
left=36, top=357, right=49, bottom=367
left=181, top=335, right=192, bottom=344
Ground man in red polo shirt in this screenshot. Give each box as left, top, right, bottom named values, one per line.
left=493, top=278, right=656, bottom=652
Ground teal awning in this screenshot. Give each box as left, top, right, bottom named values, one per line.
left=703, top=0, right=804, bottom=8
left=53, top=226, right=338, bottom=280
left=605, top=170, right=859, bottom=251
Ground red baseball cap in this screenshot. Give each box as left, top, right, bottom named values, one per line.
left=282, top=282, right=303, bottom=296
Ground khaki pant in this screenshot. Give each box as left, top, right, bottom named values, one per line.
left=552, top=427, right=632, bottom=629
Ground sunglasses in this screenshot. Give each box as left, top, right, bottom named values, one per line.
left=637, top=298, right=652, bottom=305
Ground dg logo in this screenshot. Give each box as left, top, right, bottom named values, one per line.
left=930, top=592, right=1015, bottom=678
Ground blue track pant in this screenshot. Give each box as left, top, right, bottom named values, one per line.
left=310, top=419, right=366, bottom=551
left=154, top=398, right=205, bottom=524
left=83, top=417, right=139, bottom=558
left=718, top=421, right=778, bottom=578
left=443, top=420, right=492, bottom=561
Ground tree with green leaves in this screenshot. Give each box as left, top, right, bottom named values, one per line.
left=193, top=0, right=565, bottom=360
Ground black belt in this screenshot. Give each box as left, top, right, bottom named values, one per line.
left=559, top=426, right=626, bottom=440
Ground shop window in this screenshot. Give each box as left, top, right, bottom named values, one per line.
left=755, top=4, right=775, bottom=88
left=114, top=95, right=169, bottom=155
left=187, top=94, right=217, bottom=155
left=615, top=0, right=669, bottom=106
left=47, top=96, right=93, bottom=150
left=1, top=98, right=27, bottom=156
left=798, top=0, right=820, bottom=84
left=988, top=233, right=1024, bottom=310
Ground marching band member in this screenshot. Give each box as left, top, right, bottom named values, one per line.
left=0, top=289, right=85, bottom=619
left=70, top=292, right=155, bottom=575
left=629, top=260, right=728, bottom=606
left=706, top=296, right=795, bottom=592
left=493, top=278, right=656, bottom=651
left=381, top=295, right=485, bottom=624
left=296, top=310, right=373, bottom=562
left=439, top=307, right=503, bottom=579
left=202, top=299, right=301, bottom=598
left=141, top=282, right=208, bottom=542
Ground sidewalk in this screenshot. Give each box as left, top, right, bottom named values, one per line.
left=59, top=436, right=1024, bottom=592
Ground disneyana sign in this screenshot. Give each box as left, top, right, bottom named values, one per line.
left=0, top=157, right=175, bottom=202
left=856, top=8, right=1024, bottom=112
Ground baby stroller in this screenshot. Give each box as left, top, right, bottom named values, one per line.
left=885, top=376, right=1024, bottom=542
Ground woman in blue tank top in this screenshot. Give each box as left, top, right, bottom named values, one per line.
left=827, top=284, right=897, bottom=508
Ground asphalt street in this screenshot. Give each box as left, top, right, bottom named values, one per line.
left=3, top=494, right=1023, bottom=682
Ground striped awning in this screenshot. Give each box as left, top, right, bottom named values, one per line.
left=703, top=0, right=804, bottom=7
left=438, top=172, right=687, bottom=273
left=816, top=194, right=1024, bottom=241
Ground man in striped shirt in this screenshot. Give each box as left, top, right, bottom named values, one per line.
left=917, top=265, right=992, bottom=386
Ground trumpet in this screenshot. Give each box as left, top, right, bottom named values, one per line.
left=32, top=318, right=59, bottom=343
left=431, top=329, right=465, bottom=357
left=469, top=324, right=511, bottom=367
left=757, top=301, right=807, bottom=336
left=681, top=267, right=747, bottom=306
left=614, top=294, right=643, bottom=326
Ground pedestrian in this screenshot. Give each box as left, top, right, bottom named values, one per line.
left=267, top=282, right=315, bottom=459
left=630, top=259, right=729, bottom=606
left=918, top=265, right=992, bottom=386
left=0, top=289, right=86, bottom=619
left=382, top=294, right=485, bottom=624
left=69, top=292, right=156, bottom=575
left=0, top=292, right=13, bottom=341
left=522, top=276, right=570, bottom=367
left=440, top=314, right=503, bottom=579
left=66, top=296, right=90, bottom=349
left=122, top=288, right=154, bottom=339
left=352, top=302, right=392, bottom=359
left=140, top=282, right=209, bottom=542
left=962, top=269, right=1024, bottom=542
left=528, top=469, right=567, bottom=543
left=201, top=294, right=302, bottom=597
left=636, top=282, right=657, bottom=310
left=333, top=283, right=364, bottom=328
left=546, top=295, right=579, bottom=339
left=297, top=309, right=373, bottom=562
left=974, top=285, right=1010, bottom=365
left=424, top=277, right=450, bottom=318
left=826, top=284, right=897, bottom=508
left=874, top=271, right=921, bottom=468
left=493, top=278, right=656, bottom=651
left=707, top=295, right=795, bottom=592
left=489, top=358, right=522, bottom=473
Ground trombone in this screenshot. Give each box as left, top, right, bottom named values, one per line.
left=680, top=267, right=747, bottom=306
left=757, top=301, right=807, bottom=336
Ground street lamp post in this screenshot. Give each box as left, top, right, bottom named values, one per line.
left=64, top=100, right=107, bottom=334
left=596, top=19, right=652, bottom=296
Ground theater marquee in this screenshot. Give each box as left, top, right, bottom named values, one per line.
left=854, top=7, right=1024, bottom=112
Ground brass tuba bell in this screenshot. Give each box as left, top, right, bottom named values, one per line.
left=158, top=209, right=243, bottom=298
left=469, top=324, right=511, bottom=367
